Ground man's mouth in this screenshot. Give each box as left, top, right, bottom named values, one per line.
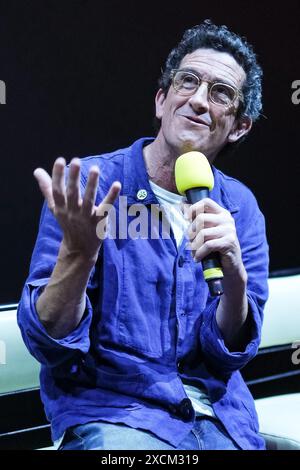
left=181, top=115, right=211, bottom=128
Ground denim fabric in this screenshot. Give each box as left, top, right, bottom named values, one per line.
left=59, top=418, right=240, bottom=450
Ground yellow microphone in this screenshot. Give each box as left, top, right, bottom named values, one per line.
left=175, top=151, right=224, bottom=296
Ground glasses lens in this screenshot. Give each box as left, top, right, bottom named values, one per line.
left=210, top=83, right=236, bottom=106
left=173, top=71, right=199, bottom=94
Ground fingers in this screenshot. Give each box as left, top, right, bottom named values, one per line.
left=189, top=225, right=224, bottom=250
left=34, top=157, right=67, bottom=212
left=35, top=157, right=121, bottom=222
left=188, top=213, right=221, bottom=240
left=95, top=182, right=121, bottom=241
left=52, top=157, right=67, bottom=209
left=96, top=181, right=122, bottom=217
left=189, top=222, right=238, bottom=262
left=34, top=157, right=81, bottom=214
left=102, top=181, right=122, bottom=206
left=185, top=198, right=237, bottom=263
left=82, top=165, right=99, bottom=216
left=33, top=168, right=55, bottom=211
left=66, top=158, right=81, bottom=211
left=187, top=198, right=233, bottom=242
left=192, top=239, right=219, bottom=262
left=187, top=198, right=224, bottom=221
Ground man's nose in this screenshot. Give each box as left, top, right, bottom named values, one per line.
left=188, top=83, right=209, bottom=113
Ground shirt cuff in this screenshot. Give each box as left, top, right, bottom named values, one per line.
left=200, top=293, right=262, bottom=374
left=17, top=280, right=93, bottom=367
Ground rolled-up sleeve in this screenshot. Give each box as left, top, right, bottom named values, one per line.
left=200, top=204, right=269, bottom=376
left=17, top=202, right=97, bottom=368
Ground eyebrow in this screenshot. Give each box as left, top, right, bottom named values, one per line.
left=179, top=67, right=237, bottom=89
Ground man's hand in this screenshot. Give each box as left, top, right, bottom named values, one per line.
left=33, top=157, right=121, bottom=339
left=34, top=157, right=121, bottom=262
left=185, top=198, right=249, bottom=349
left=186, top=198, right=246, bottom=281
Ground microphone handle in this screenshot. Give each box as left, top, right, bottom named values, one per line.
left=186, top=187, right=224, bottom=297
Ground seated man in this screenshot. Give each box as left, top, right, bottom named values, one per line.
left=17, top=19, right=269, bottom=450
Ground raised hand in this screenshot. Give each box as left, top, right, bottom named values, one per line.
left=34, top=157, right=121, bottom=261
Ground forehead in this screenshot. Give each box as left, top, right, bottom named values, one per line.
left=179, top=48, right=246, bottom=87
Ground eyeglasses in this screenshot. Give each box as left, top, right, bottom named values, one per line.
left=170, top=69, right=244, bottom=108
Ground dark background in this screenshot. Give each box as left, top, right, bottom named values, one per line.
left=0, top=0, right=299, bottom=304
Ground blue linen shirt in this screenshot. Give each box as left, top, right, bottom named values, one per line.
left=17, top=137, right=269, bottom=450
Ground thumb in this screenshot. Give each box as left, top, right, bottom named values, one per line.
left=33, top=168, right=55, bottom=211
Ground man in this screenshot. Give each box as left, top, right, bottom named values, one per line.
left=18, top=20, right=269, bottom=450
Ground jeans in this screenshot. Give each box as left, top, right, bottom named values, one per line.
left=58, top=417, right=240, bottom=450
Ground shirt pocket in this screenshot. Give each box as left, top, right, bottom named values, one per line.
left=118, top=239, right=175, bottom=358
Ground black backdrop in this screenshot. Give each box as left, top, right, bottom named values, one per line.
left=0, top=0, right=300, bottom=304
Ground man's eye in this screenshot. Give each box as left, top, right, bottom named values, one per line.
left=212, top=84, right=234, bottom=100
left=181, top=74, right=198, bottom=88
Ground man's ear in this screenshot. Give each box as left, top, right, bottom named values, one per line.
left=227, top=115, right=252, bottom=143
left=155, top=88, right=166, bottom=120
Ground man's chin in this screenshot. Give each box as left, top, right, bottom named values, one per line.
left=177, top=139, right=208, bottom=156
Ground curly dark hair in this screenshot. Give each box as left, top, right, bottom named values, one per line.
left=158, top=19, right=263, bottom=122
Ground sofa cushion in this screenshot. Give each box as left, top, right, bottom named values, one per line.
left=256, top=394, right=300, bottom=450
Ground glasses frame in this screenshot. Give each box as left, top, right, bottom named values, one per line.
left=170, top=69, right=244, bottom=108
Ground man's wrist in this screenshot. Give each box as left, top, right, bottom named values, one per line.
left=59, top=240, right=99, bottom=268
left=222, top=264, right=247, bottom=295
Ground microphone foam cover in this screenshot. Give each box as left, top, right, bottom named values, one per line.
left=175, top=151, right=214, bottom=195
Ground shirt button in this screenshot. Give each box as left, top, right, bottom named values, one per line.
left=178, top=398, right=194, bottom=421
left=137, top=189, right=147, bottom=200
left=70, top=364, right=79, bottom=375
left=178, top=256, right=184, bottom=267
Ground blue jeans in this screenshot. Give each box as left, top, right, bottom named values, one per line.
left=58, top=417, right=240, bottom=450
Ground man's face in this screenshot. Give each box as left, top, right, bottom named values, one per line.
left=155, top=48, right=251, bottom=161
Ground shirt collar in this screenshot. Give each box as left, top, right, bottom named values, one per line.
left=211, top=166, right=240, bottom=214
left=122, top=136, right=240, bottom=214
left=123, top=137, right=158, bottom=206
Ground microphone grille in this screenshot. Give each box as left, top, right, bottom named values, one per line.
left=175, top=151, right=214, bottom=195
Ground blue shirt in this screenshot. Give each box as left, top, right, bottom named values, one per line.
left=17, top=137, right=269, bottom=450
